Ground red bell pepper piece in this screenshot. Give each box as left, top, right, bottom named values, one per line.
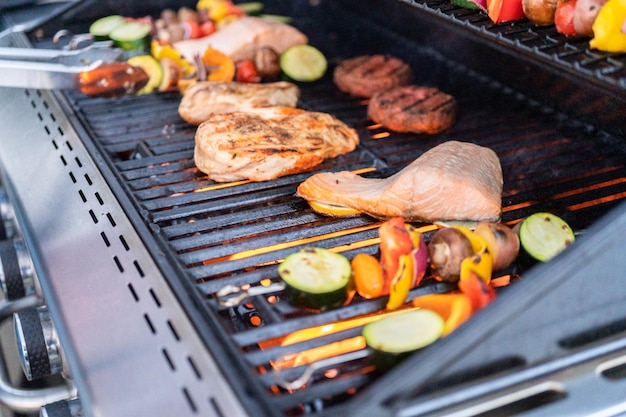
left=379, top=217, right=414, bottom=294
left=487, top=0, right=525, bottom=23
left=458, top=271, right=496, bottom=312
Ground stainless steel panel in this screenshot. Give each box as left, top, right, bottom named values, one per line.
left=0, top=83, right=249, bottom=417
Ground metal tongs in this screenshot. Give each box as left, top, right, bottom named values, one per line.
left=216, top=282, right=287, bottom=307
left=0, top=41, right=123, bottom=90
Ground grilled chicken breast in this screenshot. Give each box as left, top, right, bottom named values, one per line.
left=174, top=16, right=308, bottom=62
left=333, top=55, right=413, bottom=98
left=368, top=86, right=457, bottom=134
left=194, top=106, right=359, bottom=182
left=178, top=81, right=300, bottom=125
left=297, top=141, right=502, bottom=222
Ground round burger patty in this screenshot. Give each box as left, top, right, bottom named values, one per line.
left=367, top=85, right=457, bottom=134
left=333, top=55, right=413, bottom=98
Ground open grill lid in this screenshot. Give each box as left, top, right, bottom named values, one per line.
left=6, top=0, right=625, bottom=416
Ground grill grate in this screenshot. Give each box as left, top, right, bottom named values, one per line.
left=402, top=0, right=626, bottom=90
left=57, top=1, right=626, bottom=416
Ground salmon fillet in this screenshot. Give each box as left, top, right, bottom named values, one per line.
left=297, top=141, right=502, bottom=222
left=174, top=17, right=308, bottom=62
left=194, top=106, right=359, bottom=182
left=178, top=81, right=300, bottom=125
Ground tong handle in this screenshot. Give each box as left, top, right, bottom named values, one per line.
left=0, top=42, right=119, bottom=66
left=273, top=349, right=371, bottom=391
left=216, top=282, right=286, bottom=307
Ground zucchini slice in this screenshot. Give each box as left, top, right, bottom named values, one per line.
left=89, top=15, right=125, bottom=40
left=280, top=45, right=327, bottom=82
left=109, top=22, right=152, bottom=54
left=278, top=247, right=351, bottom=311
left=238, top=2, right=264, bottom=15
left=363, top=309, right=444, bottom=371
left=517, top=212, right=575, bottom=262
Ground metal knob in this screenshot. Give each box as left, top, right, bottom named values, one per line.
left=40, top=398, right=84, bottom=417
left=0, top=237, right=39, bottom=301
left=14, top=306, right=65, bottom=381
left=0, top=186, right=16, bottom=240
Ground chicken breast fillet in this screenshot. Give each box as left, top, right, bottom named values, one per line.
left=297, top=141, right=503, bottom=222
left=178, top=81, right=300, bottom=125
left=194, top=106, right=359, bottom=182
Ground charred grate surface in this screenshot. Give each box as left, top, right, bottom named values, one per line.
left=59, top=3, right=626, bottom=417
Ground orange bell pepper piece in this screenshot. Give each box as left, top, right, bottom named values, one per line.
left=411, top=293, right=473, bottom=335
left=202, top=47, right=235, bottom=81
left=351, top=253, right=384, bottom=299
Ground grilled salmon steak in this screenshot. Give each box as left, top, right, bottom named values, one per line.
left=178, top=81, right=300, bottom=125
left=194, top=107, right=359, bottom=182
left=333, top=55, right=413, bottom=98
left=368, top=85, right=457, bottom=134
left=297, top=141, right=502, bottom=222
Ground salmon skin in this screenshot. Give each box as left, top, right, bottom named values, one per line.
left=297, top=141, right=503, bottom=222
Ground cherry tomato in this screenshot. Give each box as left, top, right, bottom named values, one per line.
left=182, top=20, right=201, bottom=39
left=199, top=20, right=216, bottom=37
left=555, top=0, right=578, bottom=36
left=235, top=59, right=261, bottom=83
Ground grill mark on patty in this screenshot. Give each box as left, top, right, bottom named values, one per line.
left=402, top=91, right=455, bottom=115
left=334, top=54, right=413, bottom=97
left=367, top=85, right=457, bottom=134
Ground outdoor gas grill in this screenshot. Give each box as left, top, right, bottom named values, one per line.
left=0, top=0, right=625, bottom=416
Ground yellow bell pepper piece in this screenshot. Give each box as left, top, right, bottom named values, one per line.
left=460, top=252, right=493, bottom=284
left=453, top=225, right=488, bottom=254
left=404, top=224, right=421, bottom=249
left=386, top=253, right=414, bottom=310
left=590, top=0, right=626, bottom=52
left=151, top=41, right=195, bottom=76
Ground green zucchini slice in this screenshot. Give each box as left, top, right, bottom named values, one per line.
left=238, top=2, right=264, bottom=15
left=109, top=22, right=152, bottom=53
left=518, top=212, right=575, bottom=262
left=363, top=309, right=444, bottom=371
left=278, top=247, right=351, bottom=311
left=89, top=15, right=125, bottom=40
left=280, top=44, right=327, bottom=82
